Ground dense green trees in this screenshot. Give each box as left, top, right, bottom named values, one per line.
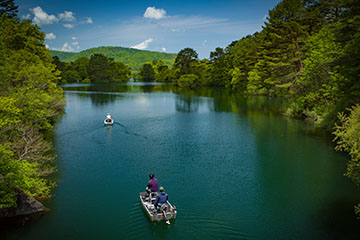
left=209, top=47, right=233, bottom=87
left=333, top=105, right=360, bottom=217
left=88, top=53, right=110, bottom=82
left=139, top=63, right=155, bottom=82
left=53, top=53, right=131, bottom=83
left=174, top=48, right=199, bottom=74
left=153, top=60, right=172, bottom=83
left=0, top=10, right=64, bottom=208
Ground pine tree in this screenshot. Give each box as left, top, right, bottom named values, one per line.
left=0, top=0, right=18, bottom=18
left=260, top=0, right=308, bottom=94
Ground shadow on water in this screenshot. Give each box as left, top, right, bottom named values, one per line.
left=0, top=213, right=44, bottom=240
left=142, top=84, right=155, bottom=93
left=314, top=199, right=360, bottom=239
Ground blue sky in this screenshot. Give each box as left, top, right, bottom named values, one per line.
left=17, top=0, right=281, bottom=59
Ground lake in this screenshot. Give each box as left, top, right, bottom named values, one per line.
left=3, top=82, right=360, bottom=239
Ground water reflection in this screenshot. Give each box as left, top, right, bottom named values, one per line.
left=175, top=94, right=200, bottom=112
left=61, top=82, right=173, bottom=94
left=172, top=87, right=286, bottom=115
left=62, top=83, right=130, bottom=93
left=91, top=93, right=117, bottom=106
left=142, top=84, right=155, bottom=93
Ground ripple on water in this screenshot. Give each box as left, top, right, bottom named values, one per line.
left=181, top=211, right=249, bottom=240
left=122, top=201, right=150, bottom=238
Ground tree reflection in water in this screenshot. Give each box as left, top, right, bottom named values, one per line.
left=175, top=94, right=200, bottom=112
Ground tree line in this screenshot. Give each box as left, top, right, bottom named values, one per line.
left=0, top=1, right=64, bottom=209
left=53, top=53, right=131, bottom=84
left=137, top=0, right=360, bottom=215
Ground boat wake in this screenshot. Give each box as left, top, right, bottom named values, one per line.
left=113, top=121, right=147, bottom=139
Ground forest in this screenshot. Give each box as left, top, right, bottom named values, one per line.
left=0, top=2, right=64, bottom=209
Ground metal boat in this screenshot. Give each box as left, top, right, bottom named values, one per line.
left=104, top=113, right=114, bottom=125
left=139, top=192, right=177, bottom=222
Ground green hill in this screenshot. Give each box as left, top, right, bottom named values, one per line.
left=50, top=46, right=177, bottom=71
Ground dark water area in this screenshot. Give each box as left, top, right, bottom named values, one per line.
left=2, top=83, right=360, bottom=239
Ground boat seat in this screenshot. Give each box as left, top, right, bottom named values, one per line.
left=144, top=197, right=156, bottom=202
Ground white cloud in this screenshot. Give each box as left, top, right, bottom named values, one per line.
left=170, top=28, right=181, bottom=32
left=162, top=47, right=167, bottom=52
left=72, top=40, right=80, bottom=50
left=45, top=33, right=56, bottom=40
left=59, top=11, right=76, bottom=22
left=72, top=37, right=77, bottom=40
left=64, top=23, right=74, bottom=29
left=79, top=17, right=93, bottom=24
left=45, top=44, right=49, bottom=49
left=131, top=38, right=153, bottom=50
left=144, top=7, right=166, bottom=20
left=22, top=14, right=31, bottom=19
left=60, top=42, right=74, bottom=52
left=28, top=7, right=92, bottom=29
left=202, top=40, right=207, bottom=47
left=30, top=6, right=58, bottom=25
left=85, top=17, right=93, bottom=24
left=111, top=15, right=228, bottom=38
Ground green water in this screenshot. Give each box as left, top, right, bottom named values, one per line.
left=3, top=83, right=360, bottom=239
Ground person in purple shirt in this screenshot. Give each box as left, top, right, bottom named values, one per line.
left=146, top=173, right=159, bottom=193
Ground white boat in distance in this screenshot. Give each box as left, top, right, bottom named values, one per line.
left=104, top=113, right=114, bottom=125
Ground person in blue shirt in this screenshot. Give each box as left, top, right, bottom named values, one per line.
left=154, top=186, right=168, bottom=210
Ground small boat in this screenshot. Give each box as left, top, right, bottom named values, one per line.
left=104, top=113, right=114, bottom=125
left=139, top=192, right=177, bottom=222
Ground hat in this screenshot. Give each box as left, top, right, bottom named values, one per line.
left=159, top=186, right=164, bottom=191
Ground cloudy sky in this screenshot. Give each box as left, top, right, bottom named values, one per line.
left=17, top=0, right=280, bottom=59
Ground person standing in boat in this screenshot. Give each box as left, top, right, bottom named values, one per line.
left=154, top=186, right=168, bottom=211
left=146, top=173, right=159, bottom=193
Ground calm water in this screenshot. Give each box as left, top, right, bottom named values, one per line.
left=3, top=83, right=360, bottom=239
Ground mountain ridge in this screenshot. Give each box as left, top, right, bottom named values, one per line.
left=50, top=46, right=177, bottom=71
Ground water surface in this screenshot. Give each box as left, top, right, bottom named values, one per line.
left=3, top=83, right=360, bottom=239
